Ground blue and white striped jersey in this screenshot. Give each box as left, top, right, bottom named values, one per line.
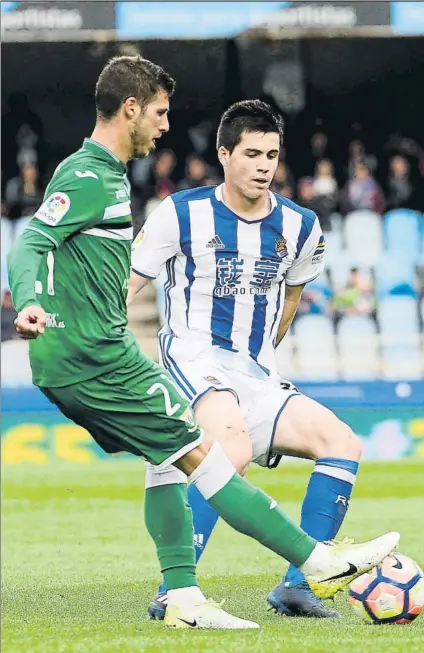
left=132, top=184, right=325, bottom=377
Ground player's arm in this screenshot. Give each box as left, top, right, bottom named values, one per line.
left=274, top=283, right=305, bottom=348
left=128, top=195, right=180, bottom=306
left=274, top=214, right=325, bottom=348
left=127, top=273, right=150, bottom=305
left=8, top=175, right=105, bottom=338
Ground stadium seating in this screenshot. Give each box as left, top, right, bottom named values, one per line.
left=374, top=252, right=417, bottom=298
left=321, top=228, right=343, bottom=267
left=377, top=295, right=422, bottom=379
left=384, top=209, right=422, bottom=262
left=1, top=340, right=32, bottom=387
left=378, top=295, right=420, bottom=334
left=343, top=210, right=384, bottom=267
left=293, top=314, right=338, bottom=381
left=337, top=315, right=379, bottom=380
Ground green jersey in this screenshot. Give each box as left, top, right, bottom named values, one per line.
left=12, top=138, right=139, bottom=387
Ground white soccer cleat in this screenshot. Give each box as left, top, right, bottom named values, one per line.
left=164, top=598, right=260, bottom=629
left=302, top=531, right=400, bottom=599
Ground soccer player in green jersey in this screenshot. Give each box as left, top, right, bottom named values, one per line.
left=7, top=55, right=399, bottom=630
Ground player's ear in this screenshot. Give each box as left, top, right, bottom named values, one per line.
left=122, top=97, right=140, bottom=121
left=217, top=146, right=230, bottom=169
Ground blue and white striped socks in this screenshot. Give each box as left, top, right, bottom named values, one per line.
left=284, top=457, right=359, bottom=587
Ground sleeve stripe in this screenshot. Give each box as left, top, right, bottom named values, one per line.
left=295, top=213, right=316, bottom=258
left=26, top=226, right=59, bottom=247
left=131, top=268, right=155, bottom=280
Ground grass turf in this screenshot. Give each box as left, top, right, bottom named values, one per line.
left=2, top=460, right=424, bottom=653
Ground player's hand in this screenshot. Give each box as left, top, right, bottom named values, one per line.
left=14, top=305, right=46, bottom=340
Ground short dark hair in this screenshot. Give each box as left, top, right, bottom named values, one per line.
left=95, top=55, right=176, bottom=120
left=217, top=100, right=284, bottom=152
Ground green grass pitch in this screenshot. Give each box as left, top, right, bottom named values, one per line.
left=2, top=460, right=424, bottom=653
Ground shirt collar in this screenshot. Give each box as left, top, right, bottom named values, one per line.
left=82, top=138, right=126, bottom=173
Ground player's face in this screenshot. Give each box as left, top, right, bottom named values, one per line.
left=221, top=131, right=280, bottom=200
left=130, top=90, right=170, bottom=158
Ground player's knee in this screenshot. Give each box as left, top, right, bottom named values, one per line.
left=317, top=418, right=362, bottom=461
left=224, top=423, right=252, bottom=475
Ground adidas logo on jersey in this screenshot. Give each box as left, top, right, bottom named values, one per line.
left=206, top=235, right=225, bottom=249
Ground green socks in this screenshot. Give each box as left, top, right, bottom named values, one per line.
left=207, top=473, right=316, bottom=568
left=144, top=483, right=198, bottom=590
left=145, top=444, right=316, bottom=592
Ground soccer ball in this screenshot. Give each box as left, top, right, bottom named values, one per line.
left=349, top=553, right=424, bottom=624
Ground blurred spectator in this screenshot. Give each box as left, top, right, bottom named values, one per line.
left=271, top=162, right=295, bottom=198
left=153, top=149, right=176, bottom=185
left=296, top=177, right=333, bottom=231
left=177, top=154, right=207, bottom=190
left=1, top=290, right=18, bottom=342
left=5, top=161, right=43, bottom=228
left=1, top=92, right=44, bottom=183
left=347, top=140, right=377, bottom=179
left=297, top=285, right=333, bottom=318
left=333, top=268, right=376, bottom=319
left=386, top=155, right=413, bottom=209
left=341, top=163, right=385, bottom=215
left=203, top=176, right=221, bottom=187
left=310, top=131, right=329, bottom=161
left=313, top=159, right=339, bottom=213
left=144, top=180, right=175, bottom=219
left=188, top=119, right=214, bottom=156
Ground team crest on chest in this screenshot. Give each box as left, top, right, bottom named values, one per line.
left=275, top=237, right=288, bottom=259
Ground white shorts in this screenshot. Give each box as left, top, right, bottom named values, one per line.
left=158, top=336, right=301, bottom=468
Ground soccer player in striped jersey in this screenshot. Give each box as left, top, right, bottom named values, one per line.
left=129, top=101, right=363, bottom=619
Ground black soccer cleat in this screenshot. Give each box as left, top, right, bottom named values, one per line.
left=267, top=581, right=342, bottom=618
left=147, top=592, right=167, bottom=620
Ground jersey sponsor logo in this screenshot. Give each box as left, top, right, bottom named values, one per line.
left=35, top=192, right=70, bottom=225
left=45, top=313, right=66, bottom=329
left=206, top=235, right=225, bottom=249
left=214, top=257, right=280, bottom=297
left=74, top=170, right=99, bottom=180
left=312, top=253, right=324, bottom=265
left=275, top=237, right=288, bottom=258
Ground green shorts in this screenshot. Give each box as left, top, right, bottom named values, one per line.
left=40, top=355, right=203, bottom=468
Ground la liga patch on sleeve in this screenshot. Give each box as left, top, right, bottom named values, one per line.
left=34, top=192, right=71, bottom=225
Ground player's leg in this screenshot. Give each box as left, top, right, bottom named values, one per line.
left=174, top=440, right=398, bottom=600
left=148, top=388, right=253, bottom=618
left=140, top=364, right=397, bottom=610
left=185, top=388, right=252, bottom=563
left=42, top=367, right=398, bottom=624
left=148, top=358, right=253, bottom=616
left=267, top=392, right=362, bottom=616
left=41, top=372, right=259, bottom=630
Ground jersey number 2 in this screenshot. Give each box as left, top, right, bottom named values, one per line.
left=147, top=376, right=181, bottom=416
